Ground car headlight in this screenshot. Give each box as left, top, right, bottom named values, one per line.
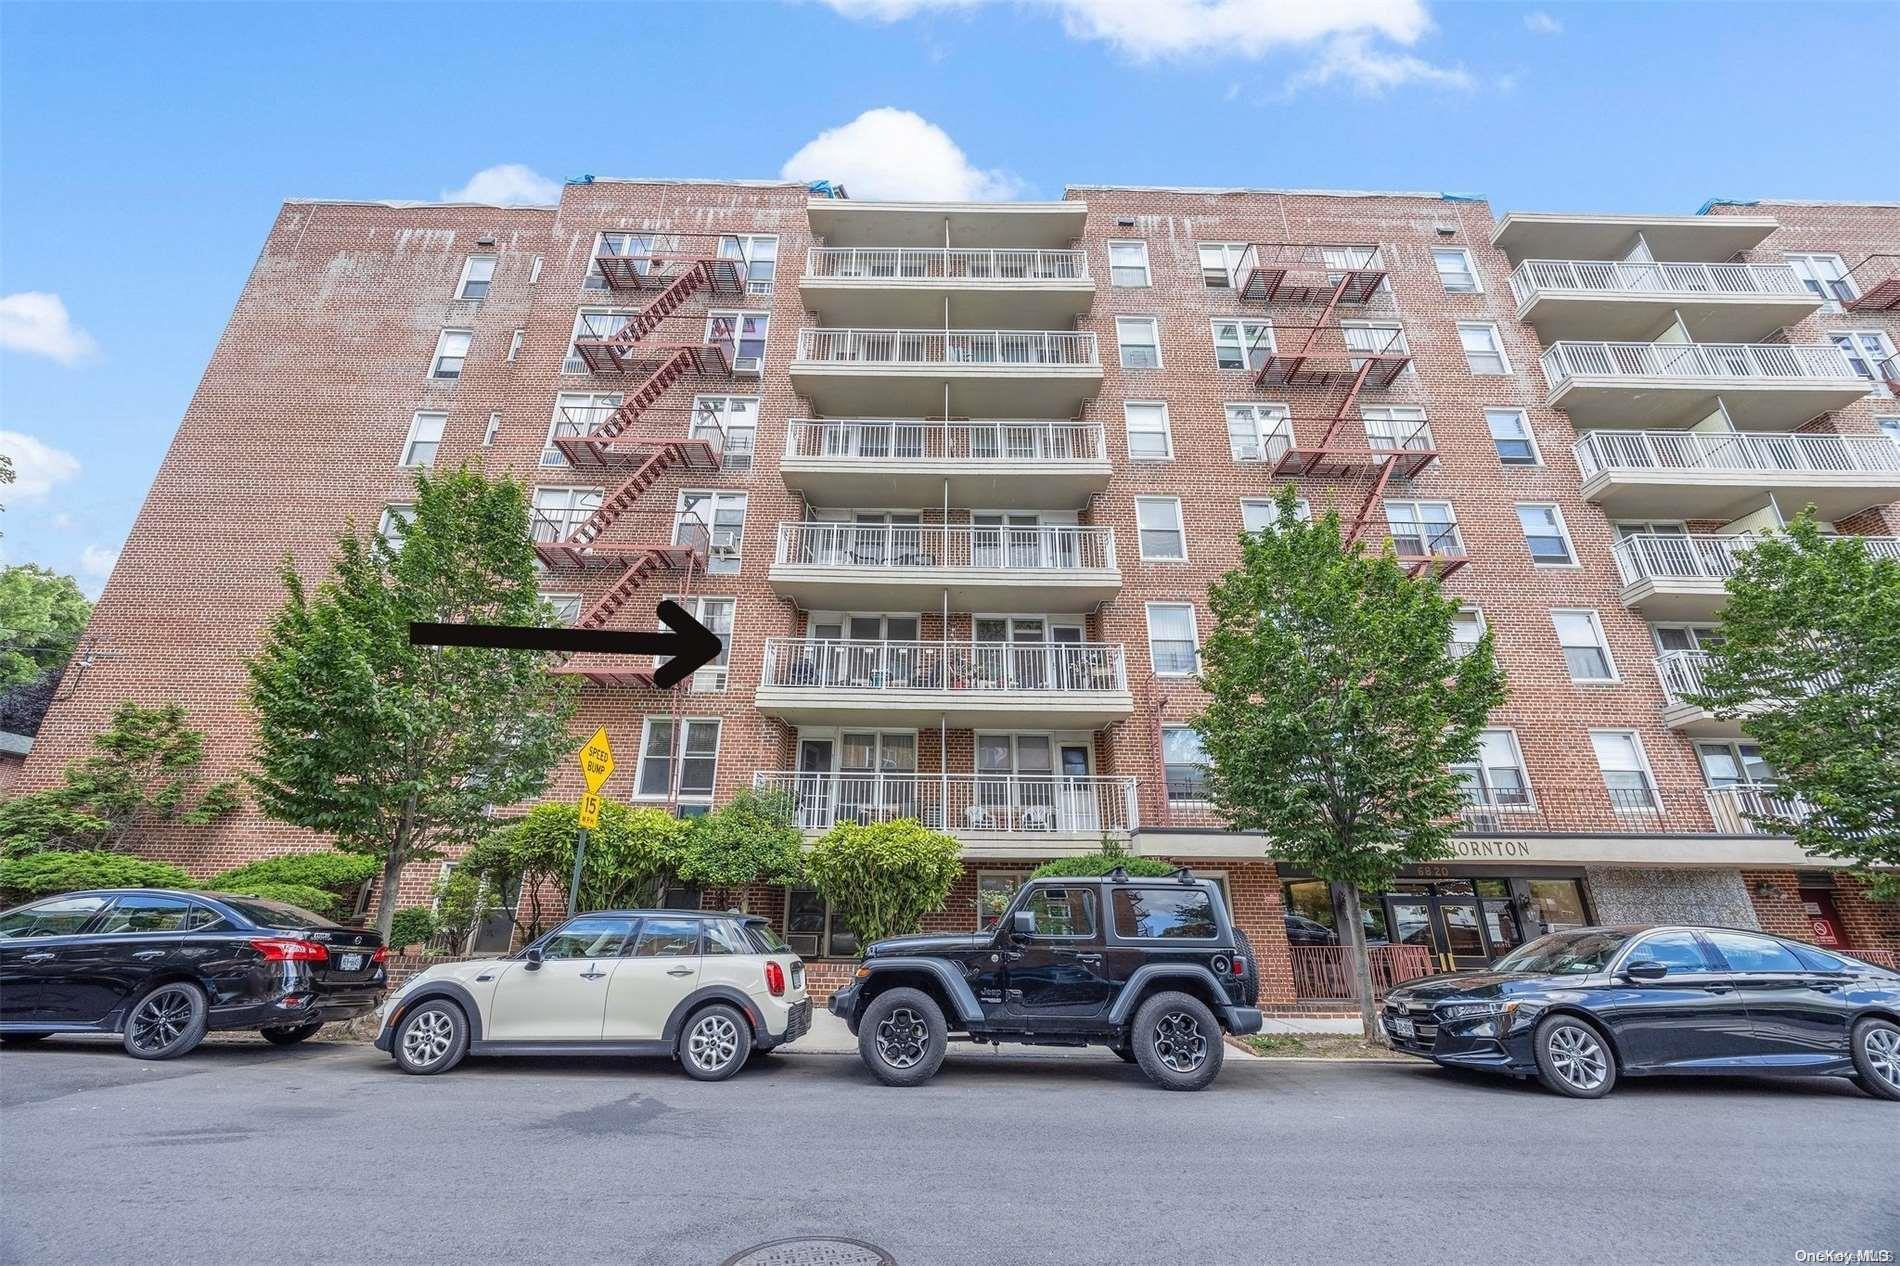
left=1441, top=1000, right=1519, bottom=1021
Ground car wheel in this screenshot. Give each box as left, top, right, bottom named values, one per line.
left=260, top=1022, right=324, bottom=1047
left=858, top=987, right=947, bottom=1087
left=1132, top=991, right=1223, bottom=1091
left=122, top=982, right=208, bottom=1061
left=1, top=1032, right=52, bottom=1045
left=1532, top=1015, right=1617, bottom=1099
left=393, top=1000, right=468, bottom=1075
left=1849, top=1018, right=1900, bottom=1102
left=679, top=1004, right=752, bottom=1082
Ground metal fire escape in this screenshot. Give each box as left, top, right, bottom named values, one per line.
left=1843, top=254, right=1900, bottom=312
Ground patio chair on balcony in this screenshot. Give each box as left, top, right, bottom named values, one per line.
left=1020, top=804, right=1055, bottom=832
left=964, top=804, right=999, bottom=830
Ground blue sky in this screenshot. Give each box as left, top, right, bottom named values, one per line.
left=4, top=0, right=1897, bottom=596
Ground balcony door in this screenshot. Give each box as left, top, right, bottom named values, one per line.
left=975, top=734, right=1056, bottom=832
left=1054, top=742, right=1100, bottom=834
left=794, top=739, right=835, bottom=830
left=848, top=513, right=924, bottom=567
left=836, top=732, right=918, bottom=826
left=972, top=512, right=1073, bottom=569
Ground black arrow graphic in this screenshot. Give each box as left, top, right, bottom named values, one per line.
left=409, top=600, right=723, bottom=690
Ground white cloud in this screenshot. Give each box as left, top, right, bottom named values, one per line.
left=1524, top=10, right=1562, bottom=34
left=1285, top=33, right=1473, bottom=96
left=0, top=292, right=98, bottom=365
left=0, top=430, right=81, bottom=498
left=781, top=108, right=1022, bottom=201
left=78, top=544, right=120, bottom=599
left=440, top=164, right=561, bottom=206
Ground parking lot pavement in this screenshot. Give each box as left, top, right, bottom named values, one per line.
left=3, top=1035, right=1895, bottom=1266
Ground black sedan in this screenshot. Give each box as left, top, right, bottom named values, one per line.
left=1381, top=925, right=1900, bottom=1100
left=0, top=888, right=386, bottom=1059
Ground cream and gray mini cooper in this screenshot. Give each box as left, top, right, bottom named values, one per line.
left=375, top=910, right=810, bottom=1080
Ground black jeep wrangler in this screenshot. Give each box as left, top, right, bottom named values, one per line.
left=827, top=868, right=1263, bottom=1090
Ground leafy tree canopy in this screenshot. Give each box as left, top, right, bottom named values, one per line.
left=0, top=564, right=92, bottom=691
left=670, top=789, right=804, bottom=890
left=803, top=819, right=963, bottom=949
left=461, top=801, right=690, bottom=937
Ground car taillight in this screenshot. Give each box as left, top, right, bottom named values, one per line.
left=764, top=960, right=786, bottom=997
left=372, top=945, right=389, bottom=963
left=249, top=938, right=329, bottom=963
left=1231, top=957, right=1247, bottom=976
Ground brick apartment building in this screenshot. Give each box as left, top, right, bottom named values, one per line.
left=18, top=178, right=1900, bottom=1004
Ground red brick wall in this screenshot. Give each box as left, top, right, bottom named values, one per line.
left=1742, top=869, right=1900, bottom=955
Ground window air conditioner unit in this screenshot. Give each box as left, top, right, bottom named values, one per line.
left=710, top=529, right=742, bottom=559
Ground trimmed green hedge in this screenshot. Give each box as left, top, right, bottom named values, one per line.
left=1030, top=851, right=1177, bottom=880
left=388, top=906, right=436, bottom=948
left=206, top=851, right=379, bottom=896
left=0, top=850, right=192, bottom=902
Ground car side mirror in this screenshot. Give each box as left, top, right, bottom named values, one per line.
left=1011, top=910, right=1037, bottom=938
left=1623, top=960, right=1667, bottom=982
left=522, top=945, right=544, bottom=971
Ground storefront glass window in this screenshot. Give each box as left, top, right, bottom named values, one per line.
left=1528, top=879, right=1589, bottom=932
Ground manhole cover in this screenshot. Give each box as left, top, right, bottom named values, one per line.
left=720, top=1237, right=896, bottom=1266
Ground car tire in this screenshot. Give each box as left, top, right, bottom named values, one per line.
left=1, top=1032, right=52, bottom=1045
left=122, top=982, right=209, bottom=1061
left=1848, top=1018, right=1900, bottom=1101
left=392, top=999, right=469, bottom=1075
left=679, top=1004, right=752, bottom=1082
left=260, top=1022, right=325, bottom=1047
left=1532, top=1015, right=1617, bottom=1099
left=858, top=987, right=948, bottom=1087
left=1131, top=991, right=1223, bottom=1091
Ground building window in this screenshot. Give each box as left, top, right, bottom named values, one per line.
left=1831, top=330, right=1896, bottom=396
left=456, top=255, right=496, bottom=301
left=543, top=392, right=623, bottom=466
left=528, top=254, right=544, bottom=284
left=1197, top=242, right=1250, bottom=288
left=506, top=329, right=524, bottom=362
left=691, top=396, right=757, bottom=471
left=1591, top=730, right=1658, bottom=813
left=1457, top=322, right=1510, bottom=375
left=1879, top=416, right=1900, bottom=446
left=1242, top=497, right=1309, bottom=534
left=1116, top=317, right=1161, bottom=369
left=483, top=411, right=502, bottom=447
left=1123, top=402, right=1172, bottom=460
left=1108, top=240, right=1151, bottom=287
left=719, top=234, right=779, bottom=295
left=1784, top=252, right=1854, bottom=309
left=1385, top=500, right=1462, bottom=559
left=377, top=504, right=414, bottom=552
left=1455, top=730, right=1532, bottom=809
left=786, top=887, right=857, bottom=958
left=544, top=594, right=583, bottom=625
left=1135, top=497, right=1185, bottom=560
left=1362, top=405, right=1432, bottom=451
left=1486, top=408, right=1539, bottom=465
left=1451, top=607, right=1486, bottom=658
left=676, top=491, right=746, bottom=575
left=430, top=329, right=472, bottom=379
left=1696, top=741, right=1771, bottom=788
left=636, top=718, right=720, bottom=800
left=1552, top=609, right=1616, bottom=682
left=1212, top=319, right=1272, bottom=371
left=1162, top=727, right=1210, bottom=803
left=531, top=486, right=601, bottom=541
left=661, top=595, right=733, bottom=691
left=1517, top=503, right=1575, bottom=565
left=586, top=233, right=662, bottom=290
left=1432, top=248, right=1480, bottom=293
left=400, top=412, right=446, bottom=468
left=708, top=311, right=770, bottom=373
left=1225, top=402, right=1291, bottom=463
left=564, top=309, right=633, bottom=373
left=1145, top=603, right=1199, bottom=676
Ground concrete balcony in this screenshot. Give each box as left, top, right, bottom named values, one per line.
left=779, top=419, right=1110, bottom=509
left=1491, top=212, right=1781, bottom=265
left=789, top=328, right=1102, bottom=417
left=1509, top=259, right=1820, bottom=342
left=770, top=522, right=1119, bottom=612
left=754, top=770, right=1139, bottom=851
left=1654, top=651, right=1747, bottom=738
left=801, top=247, right=1094, bottom=327
left=1705, top=783, right=1812, bottom=837
left=753, top=638, right=1134, bottom=729
left=1610, top=532, right=1751, bottom=618
left=807, top=198, right=1088, bottom=251
left=1540, top=341, right=1869, bottom=428
left=1574, top=429, right=1900, bottom=521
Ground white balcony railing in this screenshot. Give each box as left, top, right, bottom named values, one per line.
left=1610, top=532, right=1754, bottom=585
left=1542, top=340, right=1858, bottom=387
left=1575, top=429, right=1900, bottom=479
left=761, top=638, right=1127, bottom=695
left=805, top=247, right=1090, bottom=283
left=1655, top=650, right=1714, bottom=707
left=785, top=419, right=1106, bottom=464
left=775, top=522, right=1117, bottom=571
left=1706, top=783, right=1814, bottom=836
left=753, top=770, right=1140, bottom=836
left=795, top=328, right=1100, bottom=368
left=1509, top=259, right=1809, bottom=307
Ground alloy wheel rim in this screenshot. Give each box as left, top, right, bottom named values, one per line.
left=1548, top=1024, right=1607, bottom=1090
left=129, top=986, right=197, bottom=1054
left=1866, top=1027, right=1900, bottom=1090
left=401, top=1011, right=455, bottom=1067
left=874, top=1007, right=928, bottom=1069
left=1152, top=1010, right=1207, bottom=1074
left=689, top=1015, right=740, bottom=1071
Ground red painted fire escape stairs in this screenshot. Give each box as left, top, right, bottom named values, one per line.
left=1843, top=254, right=1900, bottom=312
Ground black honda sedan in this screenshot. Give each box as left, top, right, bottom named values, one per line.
left=1381, top=925, right=1900, bottom=1100
left=0, top=888, right=386, bottom=1059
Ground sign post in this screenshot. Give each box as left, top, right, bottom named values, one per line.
left=568, top=728, right=615, bottom=915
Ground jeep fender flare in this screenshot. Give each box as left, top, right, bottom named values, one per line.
left=853, top=957, right=984, bottom=1024
left=662, top=985, right=767, bottom=1043
left=1107, top=965, right=1231, bottom=1026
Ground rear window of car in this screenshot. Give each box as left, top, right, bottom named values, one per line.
left=743, top=921, right=789, bottom=954
left=1705, top=931, right=1804, bottom=973
left=702, top=919, right=753, bottom=956
left=1784, top=942, right=1854, bottom=972
left=1112, top=887, right=1218, bottom=940
left=216, top=897, right=334, bottom=930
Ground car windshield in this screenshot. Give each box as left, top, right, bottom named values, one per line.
left=1492, top=930, right=1630, bottom=975
left=215, top=896, right=334, bottom=931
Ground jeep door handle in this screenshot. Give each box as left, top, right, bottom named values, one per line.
left=666, top=967, right=694, bottom=977
left=20, top=951, right=55, bottom=963
left=1071, top=953, right=1104, bottom=965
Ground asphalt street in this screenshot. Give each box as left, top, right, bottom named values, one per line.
left=1, top=1036, right=1894, bottom=1266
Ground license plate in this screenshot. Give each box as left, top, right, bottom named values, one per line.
left=337, top=953, right=364, bottom=972
left=1389, top=1016, right=1415, bottom=1039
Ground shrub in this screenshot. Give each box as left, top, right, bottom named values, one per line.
left=212, top=881, right=344, bottom=916
left=673, top=790, right=804, bottom=891
left=0, top=849, right=191, bottom=902
left=388, top=906, right=436, bottom=948
left=803, top=819, right=963, bottom=950
left=1030, top=842, right=1177, bottom=881
left=469, top=801, right=688, bottom=935
left=206, top=850, right=380, bottom=895
left=429, top=864, right=489, bottom=948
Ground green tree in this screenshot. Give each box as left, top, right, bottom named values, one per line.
left=803, top=819, right=963, bottom=949
left=0, top=702, right=240, bottom=854
left=466, top=801, right=689, bottom=937
left=672, top=789, right=804, bottom=899
left=0, top=564, right=92, bottom=690
left=1192, top=489, right=1506, bottom=1037
left=1690, top=515, right=1900, bottom=898
left=245, top=468, right=578, bottom=942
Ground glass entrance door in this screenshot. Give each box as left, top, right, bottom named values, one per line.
left=1383, top=881, right=1509, bottom=970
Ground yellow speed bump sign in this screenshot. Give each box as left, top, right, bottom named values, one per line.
left=579, top=727, right=615, bottom=793
left=577, top=792, right=603, bottom=830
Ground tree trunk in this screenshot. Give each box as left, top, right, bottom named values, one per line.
left=375, top=796, right=416, bottom=943
left=1333, top=880, right=1381, bottom=1043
